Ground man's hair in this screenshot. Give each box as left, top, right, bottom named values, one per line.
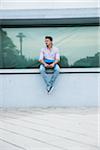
left=45, top=36, right=53, bottom=41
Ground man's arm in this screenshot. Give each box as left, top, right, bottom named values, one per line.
left=39, top=49, right=49, bottom=68
left=39, top=59, right=49, bottom=68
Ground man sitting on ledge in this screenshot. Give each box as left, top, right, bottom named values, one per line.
left=39, top=36, right=60, bottom=93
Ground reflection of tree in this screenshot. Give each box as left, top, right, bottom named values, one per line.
left=73, top=52, right=100, bottom=67
left=26, top=58, right=41, bottom=68
left=0, top=29, right=27, bottom=68
left=58, top=56, right=69, bottom=68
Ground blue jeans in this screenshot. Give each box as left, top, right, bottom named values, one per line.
left=40, top=63, right=60, bottom=87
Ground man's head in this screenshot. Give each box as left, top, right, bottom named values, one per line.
left=45, top=36, right=53, bottom=48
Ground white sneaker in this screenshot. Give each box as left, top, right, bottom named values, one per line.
left=47, top=85, right=51, bottom=93
left=48, top=85, right=54, bottom=94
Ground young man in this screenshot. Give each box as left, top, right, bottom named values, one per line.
left=39, top=36, right=60, bottom=93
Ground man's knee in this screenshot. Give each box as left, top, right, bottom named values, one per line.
left=39, top=64, right=45, bottom=73
left=54, top=64, right=60, bottom=72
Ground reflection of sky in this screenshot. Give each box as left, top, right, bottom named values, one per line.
left=3, top=26, right=99, bottom=65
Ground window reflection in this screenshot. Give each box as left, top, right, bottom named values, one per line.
left=0, top=26, right=99, bottom=69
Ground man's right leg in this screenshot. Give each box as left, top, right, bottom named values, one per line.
left=39, top=64, right=51, bottom=90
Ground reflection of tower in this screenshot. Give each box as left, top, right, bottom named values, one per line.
left=16, top=33, right=26, bottom=55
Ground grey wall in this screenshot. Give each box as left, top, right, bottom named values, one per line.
left=0, top=70, right=99, bottom=107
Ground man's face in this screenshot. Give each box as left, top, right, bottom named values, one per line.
left=45, top=38, right=52, bottom=47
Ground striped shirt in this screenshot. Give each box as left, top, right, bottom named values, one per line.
left=39, top=46, right=60, bottom=61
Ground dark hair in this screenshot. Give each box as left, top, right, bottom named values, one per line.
left=45, top=36, right=53, bottom=41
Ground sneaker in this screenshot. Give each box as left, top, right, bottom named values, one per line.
left=48, top=85, right=54, bottom=94
left=47, top=85, right=51, bottom=93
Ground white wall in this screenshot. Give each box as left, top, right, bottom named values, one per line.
left=0, top=0, right=98, bottom=10
left=0, top=70, right=99, bottom=107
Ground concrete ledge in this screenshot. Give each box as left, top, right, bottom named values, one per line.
left=0, top=71, right=99, bottom=107
left=0, top=68, right=100, bottom=74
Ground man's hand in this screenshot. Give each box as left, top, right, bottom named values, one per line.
left=49, top=63, right=55, bottom=68
left=39, top=60, right=49, bottom=68
left=44, top=63, right=49, bottom=68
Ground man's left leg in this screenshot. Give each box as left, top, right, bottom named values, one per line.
left=49, top=64, right=60, bottom=92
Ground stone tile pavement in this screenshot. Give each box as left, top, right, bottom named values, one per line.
left=0, top=107, right=99, bottom=150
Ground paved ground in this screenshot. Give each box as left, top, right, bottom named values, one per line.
left=0, top=107, right=99, bottom=150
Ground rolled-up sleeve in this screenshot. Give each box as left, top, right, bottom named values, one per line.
left=55, top=49, right=60, bottom=60
left=39, top=49, right=44, bottom=61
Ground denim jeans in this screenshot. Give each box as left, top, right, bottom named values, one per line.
left=40, top=63, right=60, bottom=87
